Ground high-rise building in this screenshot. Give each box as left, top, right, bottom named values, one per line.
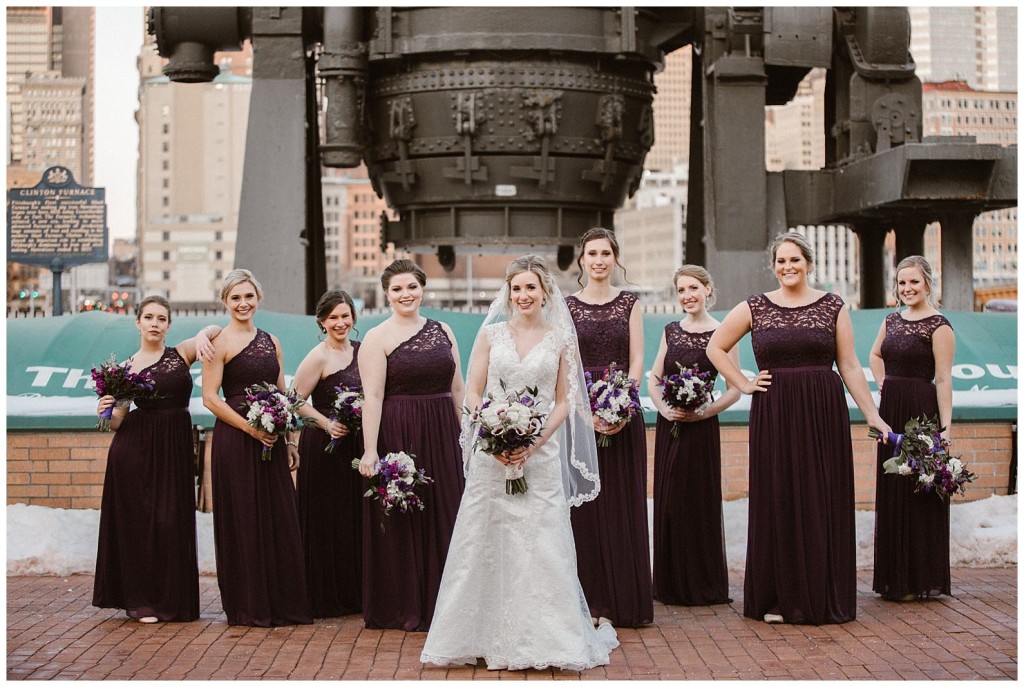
left=765, top=69, right=826, bottom=173
left=646, top=47, right=691, bottom=173
left=910, top=6, right=1018, bottom=92
left=136, top=40, right=252, bottom=304
left=6, top=6, right=95, bottom=314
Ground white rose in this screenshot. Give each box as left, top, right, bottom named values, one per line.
left=921, top=435, right=934, bottom=449
left=897, top=463, right=913, bottom=476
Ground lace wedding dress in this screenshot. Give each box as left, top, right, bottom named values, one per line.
left=420, top=322, right=618, bottom=671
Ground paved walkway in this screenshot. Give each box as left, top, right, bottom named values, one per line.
left=7, top=568, right=1016, bottom=680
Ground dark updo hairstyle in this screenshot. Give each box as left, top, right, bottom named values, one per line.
left=576, top=226, right=630, bottom=287
left=135, top=294, right=172, bottom=322
left=380, top=259, right=426, bottom=291
left=314, top=289, right=358, bottom=337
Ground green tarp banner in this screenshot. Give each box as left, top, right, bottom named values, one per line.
left=7, top=307, right=1016, bottom=430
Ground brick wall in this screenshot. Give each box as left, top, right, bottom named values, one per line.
left=6, top=422, right=1016, bottom=511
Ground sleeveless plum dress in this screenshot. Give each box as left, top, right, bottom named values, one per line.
left=421, top=323, right=618, bottom=670
left=652, top=325, right=731, bottom=606
left=873, top=313, right=953, bottom=600
left=565, top=291, right=653, bottom=627
left=362, top=319, right=465, bottom=631
left=93, top=347, right=200, bottom=622
left=743, top=293, right=857, bottom=625
left=211, top=330, right=312, bottom=626
left=297, top=341, right=363, bottom=618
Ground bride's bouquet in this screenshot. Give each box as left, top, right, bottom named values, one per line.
left=239, top=382, right=316, bottom=460
left=655, top=362, right=715, bottom=437
left=90, top=354, right=161, bottom=431
left=352, top=451, right=433, bottom=531
left=468, top=381, right=547, bottom=495
left=870, top=416, right=976, bottom=499
left=324, top=384, right=364, bottom=454
left=585, top=363, right=641, bottom=447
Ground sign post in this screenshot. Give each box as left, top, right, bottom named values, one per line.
left=7, top=166, right=108, bottom=316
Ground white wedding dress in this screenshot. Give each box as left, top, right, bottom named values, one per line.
left=421, top=322, right=618, bottom=671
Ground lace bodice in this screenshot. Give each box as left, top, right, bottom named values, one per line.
left=385, top=320, right=456, bottom=396
left=484, top=323, right=565, bottom=405
left=565, top=291, right=638, bottom=370
left=748, top=292, right=843, bottom=369
left=880, top=312, right=951, bottom=380
left=134, top=347, right=193, bottom=410
left=222, top=330, right=280, bottom=400
left=310, top=341, right=361, bottom=414
left=663, top=324, right=718, bottom=382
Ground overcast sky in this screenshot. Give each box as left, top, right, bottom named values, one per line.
left=93, top=6, right=144, bottom=241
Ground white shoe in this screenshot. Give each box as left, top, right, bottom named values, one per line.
left=763, top=613, right=784, bottom=624
left=139, top=616, right=159, bottom=624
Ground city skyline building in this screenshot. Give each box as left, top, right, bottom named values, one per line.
left=6, top=6, right=96, bottom=314
left=909, top=6, right=1017, bottom=92
left=136, top=39, right=252, bottom=304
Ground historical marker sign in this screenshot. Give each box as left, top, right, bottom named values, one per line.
left=7, top=166, right=108, bottom=268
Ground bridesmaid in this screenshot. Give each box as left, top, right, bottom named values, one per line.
left=288, top=289, right=363, bottom=618
left=202, top=269, right=312, bottom=627
left=566, top=227, right=653, bottom=628
left=93, top=295, right=218, bottom=623
left=356, top=259, right=466, bottom=631
left=707, top=232, right=890, bottom=625
left=647, top=265, right=740, bottom=606
left=869, top=256, right=955, bottom=601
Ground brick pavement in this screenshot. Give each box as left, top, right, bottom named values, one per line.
left=7, top=569, right=1016, bottom=680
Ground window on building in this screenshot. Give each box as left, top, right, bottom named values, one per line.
left=162, top=231, right=170, bottom=242
left=162, top=141, right=169, bottom=152
left=162, top=196, right=169, bottom=207
left=162, top=251, right=170, bottom=261
left=162, top=160, right=169, bottom=171
left=163, top=271, right=171, bottom=280
left=162, top=123, right=169, bottom=135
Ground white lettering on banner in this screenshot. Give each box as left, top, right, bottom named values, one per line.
left=985, top=364, right=1017, bottom=379
left=62, top=368, right=91, bottom=389
left=953, top=364, right=986, bottom=380
left=27, top=366, right=69, bottom=387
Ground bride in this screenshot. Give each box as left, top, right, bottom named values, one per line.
left=421, top=255, right=618, bottom=672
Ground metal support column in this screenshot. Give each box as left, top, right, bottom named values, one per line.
left=938, top=212, right=976, bottom=311
left=894, top=219, right=927, bottom=262
left=855, top=225, right=887, bottom=308
left=235, top=7, right=323, bottom=314
left=702, top=54, right=773, bottom=308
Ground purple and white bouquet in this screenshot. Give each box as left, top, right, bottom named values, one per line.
left=351, top=451, right=433, bottom=530
left=468, top=381, right=548, bottom=495
left=90, top=353, right=160, bottom=431
left=239, top=382, right=316, bottom=461
left=324, top=384, right=364, bottom=454
left=655, top=362, right=715, bottom=437
left=585, top=363, right=642, bottom=448
left=870, top=416, right=976, bottom=499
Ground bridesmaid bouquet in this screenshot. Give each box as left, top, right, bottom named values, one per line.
left=324, top=385, right=364, bottom=454
left=90, top=354, right=160, bottom=431
left=585, top=363, right=642, bottom=447
left=870, top=416, right=977, bottom=499
left=655, top=362, right=715, bottom=437
left=351, top=451, right=433, bottom=531
left=467, top=381, right=548, bottom=495
left=239, top=382, right=316, bottom=461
